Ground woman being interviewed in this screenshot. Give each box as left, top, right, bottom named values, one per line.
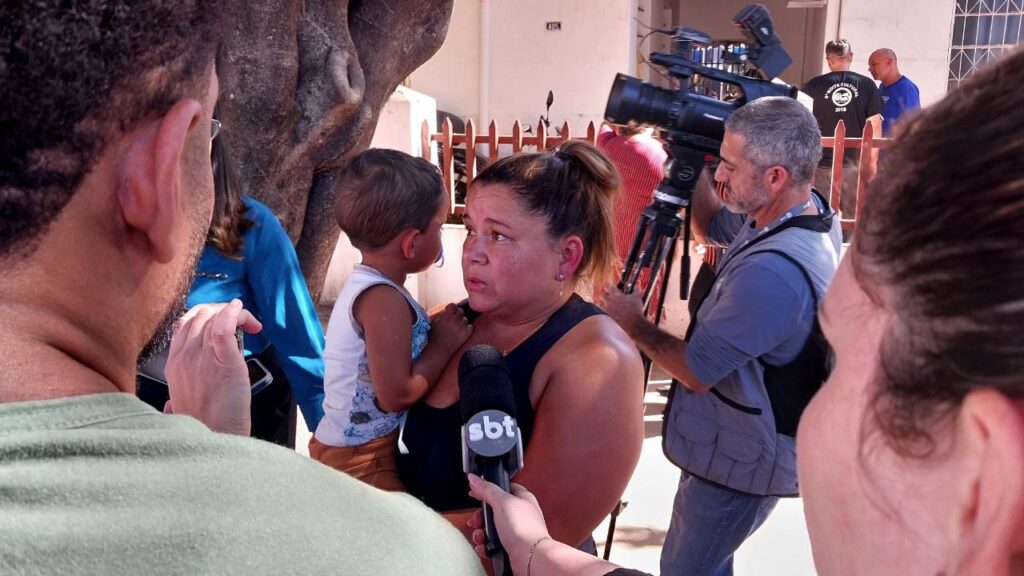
left=398, top=141, right=644, bottom=549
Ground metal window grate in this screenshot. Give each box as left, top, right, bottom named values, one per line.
left=949, top=0, right=1023, bottom=91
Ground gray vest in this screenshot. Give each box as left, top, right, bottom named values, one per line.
left=664, top=201, right=840, bottom=496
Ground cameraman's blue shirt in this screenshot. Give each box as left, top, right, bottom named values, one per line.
left=689, top=195, right=841, bottom=389
left=187, top=197, right=326, bottom=431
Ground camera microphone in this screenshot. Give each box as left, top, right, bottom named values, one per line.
left=459, top=345, right=522, bottom=576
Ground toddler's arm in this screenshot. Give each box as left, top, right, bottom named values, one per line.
left=356, top=288, right=471, bottom=412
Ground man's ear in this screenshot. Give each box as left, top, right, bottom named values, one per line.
left=118, top=98, right=204, bottom=263
left=556, top=235, right=585, bottom=279
left=948, top=388, right=1024, bottom=576
left=763, top=166, right=790, bottom=193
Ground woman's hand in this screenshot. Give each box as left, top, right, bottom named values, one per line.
left=165, top=300, right=262, bottom=436
left=468, top=474, right=628, bottom=576
left=467, top=474, right=551, bottom=572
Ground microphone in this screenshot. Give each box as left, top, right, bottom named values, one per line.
left=459, top=345, right=523, bottom=576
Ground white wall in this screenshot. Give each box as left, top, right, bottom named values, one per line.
left=410, top=0, right=635, bottom=131
left=487, top=0, right=633, bottom=129
left=837, top=0, right=955, bottom=106
left=407, top=0, right=482, bottom=121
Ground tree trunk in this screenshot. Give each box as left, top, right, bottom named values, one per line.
left=216, top=0, right=454, bottom=303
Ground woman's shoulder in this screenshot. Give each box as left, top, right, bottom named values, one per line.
left=240, top=196, right=292, bottom=247
left=241, top=196, right=272, bottom=222
left=540, top=311, right=642, bottom=390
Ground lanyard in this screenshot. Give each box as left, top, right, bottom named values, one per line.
left=716, top=198, right=815, bottom=273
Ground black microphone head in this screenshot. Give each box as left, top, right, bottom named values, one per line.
left=458, top=345, right=515, bottom=424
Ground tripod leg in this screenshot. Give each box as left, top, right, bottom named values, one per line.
left=620, top=212, right=656, bottom=293
left=641, top=234, right=677, bottom=311
left=641, top=235, right=677, bottom=389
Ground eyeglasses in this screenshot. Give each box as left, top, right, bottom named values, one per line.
left=211, top=119, right=222, bottom=141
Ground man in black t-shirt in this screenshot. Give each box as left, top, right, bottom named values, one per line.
left=802, top=39, right=882, bottom=220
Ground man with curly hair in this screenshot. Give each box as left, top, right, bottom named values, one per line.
left=0, top=2, right=480, bottom=574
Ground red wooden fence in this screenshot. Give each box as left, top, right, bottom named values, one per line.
left=421, top=118, right=598, bottom=215
left=422, top=117, right=892, bottom=230
left=822, top=119, right=892, bottom=231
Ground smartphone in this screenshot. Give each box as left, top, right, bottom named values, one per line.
left=237, top=328, right=273, bottom=395
left=246, top=357, right=274, bottom=395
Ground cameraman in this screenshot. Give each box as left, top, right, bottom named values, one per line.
left=600, top=97, right=841, bottom=576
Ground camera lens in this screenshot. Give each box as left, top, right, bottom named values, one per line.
left=605, top=74, right=677, bottom=128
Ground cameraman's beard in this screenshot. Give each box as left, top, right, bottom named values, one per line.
left=722, top=179, right=771, bottom=217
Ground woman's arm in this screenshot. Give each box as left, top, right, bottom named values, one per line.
left=244, top=200, right=326, bottom=431
left=512, top=315, right=644, bottom=547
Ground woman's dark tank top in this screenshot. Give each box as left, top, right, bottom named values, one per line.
left=397, top=294, right=604, bottom=511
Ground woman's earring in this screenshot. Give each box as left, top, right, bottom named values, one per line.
left=556, top=272, right=565, bottom=298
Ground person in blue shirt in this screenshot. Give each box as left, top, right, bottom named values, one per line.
left=138, top=107, right=326, bottom=447
left=868, top=48, right=921, bottom=136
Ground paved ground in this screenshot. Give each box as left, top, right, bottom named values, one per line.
left=588, top=372, right=817, bottom=576
left=296, top=353, right=817, bottom=575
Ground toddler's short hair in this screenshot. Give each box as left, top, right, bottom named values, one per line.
left=334, top=149, right=445, bottom=250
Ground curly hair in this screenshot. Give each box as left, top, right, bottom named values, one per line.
left=852, top=46, right=1024, bottom=457
left=0, top=0, right=223, bottom=260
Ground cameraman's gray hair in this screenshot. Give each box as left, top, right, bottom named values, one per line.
left=723, top=97, right=821, bottom=186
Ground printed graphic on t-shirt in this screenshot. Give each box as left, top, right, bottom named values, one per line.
left=825, top=83, right=859, bottom=112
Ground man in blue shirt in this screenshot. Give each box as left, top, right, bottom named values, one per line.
left=869, top=48, right=921, bottom=136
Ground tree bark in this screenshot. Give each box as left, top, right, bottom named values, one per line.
left=216, top=0, right=454, bottom=303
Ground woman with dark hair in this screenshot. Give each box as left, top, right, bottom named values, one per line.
left=138, top=107, right=326, bottom=446
left=397, top=141, right=644, bottom=552
left=463, top=46, right=1024, bottom=576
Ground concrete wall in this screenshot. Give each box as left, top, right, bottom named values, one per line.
left=487, top=0, right=633, bottom=128
left=836, top=0, right=956, bottom=106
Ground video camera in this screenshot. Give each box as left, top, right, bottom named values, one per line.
left=605, top=4, right=796, bottom=302
left=606, top=4, right=794, bottom=160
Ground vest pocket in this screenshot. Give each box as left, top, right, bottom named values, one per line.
left=714, top=428, right=764, bottom=491
left=672, top=409, right=766, bottom=492
left=671, top=411, right=717, bottom=473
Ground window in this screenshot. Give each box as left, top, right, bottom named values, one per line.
left=949, top=0, right=1024, bottom=91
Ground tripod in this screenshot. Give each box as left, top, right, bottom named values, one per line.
left=618, top=144, right=709, bottom=380
left=603, top=143, right=711, bottom=562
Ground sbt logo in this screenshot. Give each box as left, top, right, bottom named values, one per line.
left=468, top=414, right=516, bottom=441
left=465, top=409, right=518, bottom=456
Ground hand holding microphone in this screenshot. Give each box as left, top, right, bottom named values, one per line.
left=468, top=475, right=553, bottom=576
left=459, top=345, right=523, bottom=576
